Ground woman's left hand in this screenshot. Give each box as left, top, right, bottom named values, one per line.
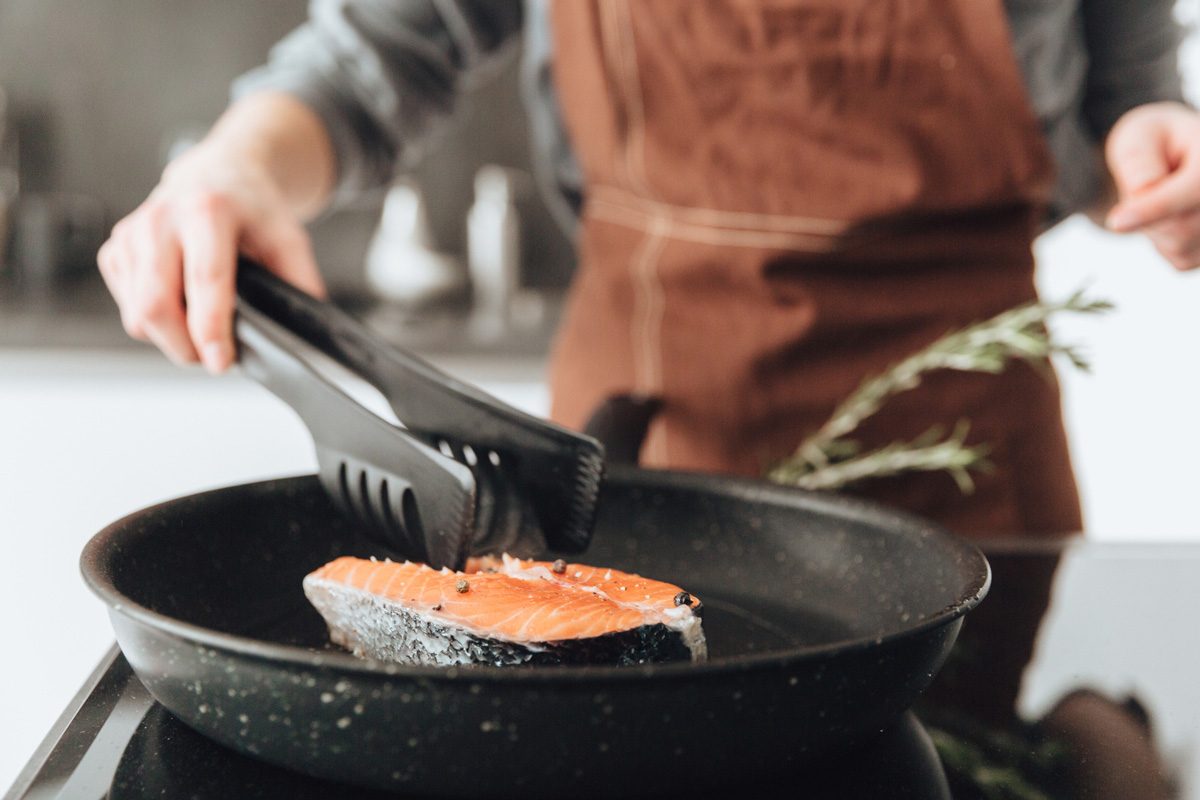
left=1105, top=101, right=1200, bottom=271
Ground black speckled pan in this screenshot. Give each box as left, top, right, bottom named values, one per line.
left=81, top=469, right=988, bottom=798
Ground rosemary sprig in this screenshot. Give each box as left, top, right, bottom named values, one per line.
left=767, top=291, right=1111, bottom=493
left=770, top=420, right=993, bottom=493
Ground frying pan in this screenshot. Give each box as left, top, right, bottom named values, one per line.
left=81, top=467, right=988, bottom=798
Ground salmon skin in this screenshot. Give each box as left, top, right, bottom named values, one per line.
left=303, top=555, right=706, bottom=667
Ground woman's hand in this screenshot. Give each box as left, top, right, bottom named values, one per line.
left=97, top=92, right=334, bottom=373
left=1105, top=101, right=1200, bottom=271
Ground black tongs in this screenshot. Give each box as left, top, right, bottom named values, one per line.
left=233, top=258, right=605, bottom=570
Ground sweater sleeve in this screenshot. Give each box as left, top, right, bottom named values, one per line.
left=231, top=0, right=523, bottom=207
left=1080, top=0, right=1188, bottom=139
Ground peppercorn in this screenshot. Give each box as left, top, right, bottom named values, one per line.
left=455, top=578, right=470, bottom=593
left=551, top=559, right=567, bottom=574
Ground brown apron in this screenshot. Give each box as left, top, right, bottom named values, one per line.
left=546, top=0, right=1082, bottom=540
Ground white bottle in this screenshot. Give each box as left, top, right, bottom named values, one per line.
left=466, top=166, right=521, bottom=332
left=365, top=180, right=461, bottom=305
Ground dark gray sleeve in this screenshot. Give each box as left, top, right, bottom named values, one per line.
left=232, top=0, right=523, bottom=206
left=1080, top=0, right=1187, bottom=139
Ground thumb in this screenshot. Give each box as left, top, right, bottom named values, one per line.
left=243, top=220, right=327, bottom=299
left=1106, top=159, right=1200, bottom=234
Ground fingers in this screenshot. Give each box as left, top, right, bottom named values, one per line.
left=131, top=221, right=198, bottom=364
left=1107, top=158, right=1200, bottom=232
left=1144, top=207, right=1200, bottom=271
left=99, top=197, right=228, bottom=369
left=245, top=220, right=326, bottom=299
left=97, top=237, right=130, bottom=324
left=98, top=221, right=147, bottom=338
left=1105, top=103, right=1200, bottom=232
left=99, top=209, right=196, bottom=364
left=179, top=193, right=238, bottom=373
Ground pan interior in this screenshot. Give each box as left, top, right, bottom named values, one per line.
left=89, top=474, right=985, bottom=666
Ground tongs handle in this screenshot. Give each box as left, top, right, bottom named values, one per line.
left=234, top=258, right=604, bottom=554
left=234, top=262, right=476, bottom=567
left=236, top=259, right=547, bottom=442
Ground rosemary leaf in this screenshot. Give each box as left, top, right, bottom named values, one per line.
left=770, top=421, right=992, bottom=493
left=770, top=291, right=1110, bottom=492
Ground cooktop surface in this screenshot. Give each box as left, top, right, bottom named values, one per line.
left=9, top=649, right=951, bottom=799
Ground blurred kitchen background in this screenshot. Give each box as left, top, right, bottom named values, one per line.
left=0, top=0, right=1199, bottom=792
left=0, top=0, right=575, bottom=349
left=2, top=0, right=1196, bottom=535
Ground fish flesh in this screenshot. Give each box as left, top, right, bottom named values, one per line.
left=303, top=554, right=706, bottom=667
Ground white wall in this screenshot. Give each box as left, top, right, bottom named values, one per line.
left=1034, top=2, right=1200, bottom=540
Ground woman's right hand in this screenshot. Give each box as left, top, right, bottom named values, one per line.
left=98, top=134, right=327, bottom=374
left=94, top=92, right=333, bottom=374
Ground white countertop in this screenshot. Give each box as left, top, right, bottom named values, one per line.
left=0, top=348, right=549, bottom=792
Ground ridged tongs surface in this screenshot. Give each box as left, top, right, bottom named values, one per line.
left=233, top=259, right=605, bottom=570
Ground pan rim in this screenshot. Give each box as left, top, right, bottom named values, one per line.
left=80, top=472, right=990, bottom=684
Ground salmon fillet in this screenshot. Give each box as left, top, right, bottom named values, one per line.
left=303, top=555, right=706, bottom=667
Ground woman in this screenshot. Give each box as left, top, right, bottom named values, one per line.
left=98, top=0, right=1197, bottom=541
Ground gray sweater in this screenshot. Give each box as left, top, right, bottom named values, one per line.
left=234, top=0, right=1186, bottom=230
